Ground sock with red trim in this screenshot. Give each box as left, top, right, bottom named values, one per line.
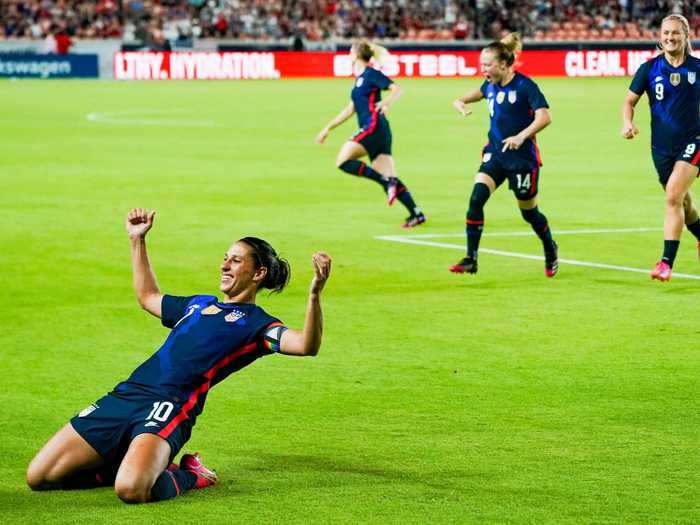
left=338, top=160, right=389, bottom=190
left=60, top=467, right=116, bottom=489
left=394, top=179, right=422, bottom=216
left=521, top=206, right=555, bottom=252
left=466, top=183, right=490, bottom=258
left=150, top=466, right=197, bottom=501
left=686, top=219, right=700, bottom=240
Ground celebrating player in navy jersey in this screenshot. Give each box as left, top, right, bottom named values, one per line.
left=316, top=40, right=426, bottom=228
left=449, top=33, right=558, bottom=277
left=622, top=14, right=700, bottom=282
left=26, top=208, right=332, bottom=504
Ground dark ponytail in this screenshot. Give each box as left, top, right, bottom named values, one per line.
left=239, top=237, right=290, bottom=294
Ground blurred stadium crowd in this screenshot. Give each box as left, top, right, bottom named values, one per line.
left=1, top=0, right=698, bottom=42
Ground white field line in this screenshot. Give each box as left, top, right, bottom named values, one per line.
left=86, top=110, right=217, bottom=127
left=375, top=233, right=700, bottom=281
left=397, top=227, right=662, bottom=239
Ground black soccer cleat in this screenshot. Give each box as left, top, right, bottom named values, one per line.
left=402, top=213, right=426, bottom=228
left=545, top=241, right=558, bottom=278
left=449, top=256, right=478, bottom=274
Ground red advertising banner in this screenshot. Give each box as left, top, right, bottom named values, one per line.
left=114, top=49, right=659, bottom=81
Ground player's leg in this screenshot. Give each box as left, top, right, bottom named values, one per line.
left=517, top=196, right=558, bottom=278
left=653, top=160, right=699, bottom=280
left=450, top=172, right=497, bottom=274
left=336, top=140, right=391, bottom=192
left=26, top=423, right=105, bottom=490
left=682, top=191, right=700, bottom=259
left=372, top=154, right=424, bottom=226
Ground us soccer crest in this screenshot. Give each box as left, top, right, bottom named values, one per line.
left=670, top=73, right=681, bottom=86
left=508, top=90, right=517, bottom=103
left=496, top=91, right=505, bottom=104
left=689, top=72, right=696, bottom=85
left=225, top=310, right=246, bottom=323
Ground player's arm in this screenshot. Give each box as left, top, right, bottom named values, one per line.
left=316, top=102, right=355, bottom=144
left=126, top=208, right=163, bottom=318
left=501, top=108, right=551, bottom=151
left=377, top=83, right=402, bottom=115
left=621, top=90, right=641, bottom=139
left=277, top=252, right=331, bottom=357
left=453, top=87, right=484, bottom=116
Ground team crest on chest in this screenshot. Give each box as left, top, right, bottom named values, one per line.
left=202, top=305, right=222, bottom=315
left=496, top=91, right=505, bottom=104
left=225, top=310, right=246, bottom=323
left=689, top=72, right=696, bottom=84
left=356, top=77, right=364, bottom=88
left=670, top=73, right=681, bottom=86
left=508, top=90, right=517, bottom=103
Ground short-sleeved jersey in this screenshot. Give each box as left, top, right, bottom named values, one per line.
left=480, top=72, right=549, bottom=168
left=113, top=295, right=285, bottom=418
left=352, top=66, right=393, bottom=129
left=629, top=54, right=700, bottom=156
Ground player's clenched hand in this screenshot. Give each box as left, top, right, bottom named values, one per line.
left=621, top=123, right=639, bottom=140
left=375, top=101, right=390, bottom=115
left=501, top=134, right=525, bottom=152
left=316, top=128, right=330, bottom=144
left=453, top=99, right=472, bottom=117
left=310, top=252, right=331, bottom=295
left=126, top=208, right=156, bottom=240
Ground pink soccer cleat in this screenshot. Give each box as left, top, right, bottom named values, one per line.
left=449, top=256, right=478, bottom=274
left=545, top=242, right=559, bottom=278
left=650, top=261, right=672, bottom=282
left=402, top=213, right=426, bottom=228
left=386, top=177, right=399, bottom=206
left=180, top=453, right=218, bottom=489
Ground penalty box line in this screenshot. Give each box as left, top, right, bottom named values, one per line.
left=375, top=233, right=700, bottom=281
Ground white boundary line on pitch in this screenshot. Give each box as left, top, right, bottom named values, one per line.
left=397, top=227, right=663, bottom=239
left=375, top=230, right=700, bottom=281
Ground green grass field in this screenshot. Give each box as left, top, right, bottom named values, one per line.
left=1, top=77, right=698, bottom=524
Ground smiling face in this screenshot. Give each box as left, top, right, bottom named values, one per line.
left=659, top=18, right=687, bottom=57
left=219, top=241, right=267, bottom=298
left=480, top=49, right=508, bottom=84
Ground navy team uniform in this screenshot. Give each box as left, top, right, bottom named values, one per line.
left=629, top=54, right=700, bottom=184
left=479, top=72, right=548, bottom=200
left=350, top=67, right=393, bottom=160
left=71, top=295, right=287, bottom=466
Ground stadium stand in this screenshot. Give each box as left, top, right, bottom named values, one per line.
left=1, top=0, right=698, bottom=42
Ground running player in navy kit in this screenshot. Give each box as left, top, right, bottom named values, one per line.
left=316, top=40, right=426, bottom=228
left=622, top=14, right=700, bottom=281
left=26, top=208, right=332, bottom=504
left=449, top=33, right=558, bottom=277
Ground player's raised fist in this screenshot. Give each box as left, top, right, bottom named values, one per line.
left=126, top=208, right=156, bottom=239
left=310, top=252, right=332, bottom=294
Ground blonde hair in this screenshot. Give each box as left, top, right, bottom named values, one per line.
left=659, top=14, right=693, bottom=57
left=483, top=32, right=522, bottom=66
left=354, top=40, right=390, bottom=67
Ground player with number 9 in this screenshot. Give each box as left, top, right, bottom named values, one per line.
left=449, top=33, right=559, bottom=277
left=622, top=14, right=700, bottom=281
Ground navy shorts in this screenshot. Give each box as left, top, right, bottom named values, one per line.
left=478, top=150, right=540, bottom=201
left=351, top=117, right=392, bottom=160
left=70, top=391, right=193, bottom=465
left=652, top=137, right=700, bottom=185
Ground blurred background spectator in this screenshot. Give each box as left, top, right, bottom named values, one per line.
left=0, top=0, right=698, bottom=42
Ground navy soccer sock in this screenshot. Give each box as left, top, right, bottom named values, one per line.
left=520, top=206, right=555, bottom=252
left=686, top=219, right=700, bottom=241
left=150, top=467, right=197, bottom=502
left=661, top=240, right=681, bottom=267
left=338, top=160, right=389, bottom=190
left=394, top=179, right=422, bottom=216
left=466, top=183, right=491, bottom=258
left=60, top=467, right=115, bottom=489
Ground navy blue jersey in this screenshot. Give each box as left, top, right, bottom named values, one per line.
left=113, top=295, right=285, bottom=419
left=480, top=72, right=549, bottom=168
left=629, top=54, right=700, bottom=156
left=351, top=66, right=393, bottom=129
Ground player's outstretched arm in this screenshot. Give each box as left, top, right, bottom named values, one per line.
left=278, top=252, right=332, bottom=357
left=126, top=208, right=163, bottom=318
left=316, top=103, right=355, bottom=144
left=621, top=91, right=641, bottom=139
left=453, top=87, right=484, bottom=116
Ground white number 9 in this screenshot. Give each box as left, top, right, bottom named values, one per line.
left=655, top=83, right=664, bottom=100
